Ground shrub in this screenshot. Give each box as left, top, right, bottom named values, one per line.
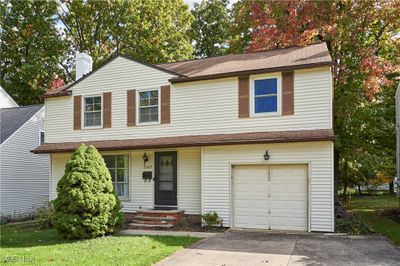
left=52, top=144, right=125, bottom=239
left=335, top=217, right=370, bottom=235
left=202, top=211, right=220, bottom=227
left=36, top=202, right=54, bottom=229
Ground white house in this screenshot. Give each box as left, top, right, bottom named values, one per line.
left=0, top=86, right=18, bottom=108
left=396, top=83, right=400, bottom=193
left=34, top=43, right=335, bottom=232
left=0, top=95, right=49, bottom=217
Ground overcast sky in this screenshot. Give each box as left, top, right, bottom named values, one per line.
left=185, top=0, right=238, bottom=9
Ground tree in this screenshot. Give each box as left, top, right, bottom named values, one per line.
left=190, top=0, right=230, bottom=57
left=246, top=0, right=399, bottom=199
left=52, top=144, right=124, bottom=239
left=0, top=0, right=67, bottom=105
left=58, top=0, right=194, bottom=80
left=227, top=0, right=252, bottom=53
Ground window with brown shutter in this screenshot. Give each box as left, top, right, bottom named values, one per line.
left=103, top=92, right=112, bottom=128
left=161, top=85, right=170, bottom=124
left=238, top=76, right=250, bottom=118
left=73, top=95, right=81, bottom=130
left=127, top=90, right=136, bottom=126
left=282, top=71, right=294, bottom=115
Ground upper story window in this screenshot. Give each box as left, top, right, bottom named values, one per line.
left=84, top=96, right=102, bottom=127
left=252, top=76, right=280, bottom=116
left=138, top=89, right=159, bottom=124
left=103, top=155, right=129, bottom=199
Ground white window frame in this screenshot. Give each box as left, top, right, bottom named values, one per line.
left=136, top=88, right=161, bottom=125
left=103, top=153, right=130, bottom=201
left=250, top=73, right=282, bottom=117
left=82, top=94, right=103, bottom=129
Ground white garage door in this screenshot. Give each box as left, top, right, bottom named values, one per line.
left=233, top=165, right=307, bottom=231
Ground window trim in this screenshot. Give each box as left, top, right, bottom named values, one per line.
left=82, top=94, right=103, bottom=129
left=250, top=73, right=282, bottom=117
left=102, top=153, right=131, bottom=201
left=136, top=88, right=161, bottom=126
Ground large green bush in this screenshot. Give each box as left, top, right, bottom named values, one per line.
left=52, top=144, right=124, bottom=239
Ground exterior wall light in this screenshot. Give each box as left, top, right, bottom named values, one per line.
left=142, top=153, right=149, bottom=166
left=264, top=150, right=270, bottom=161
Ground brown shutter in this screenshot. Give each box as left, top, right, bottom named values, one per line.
left=73, top=95, right=81, bottom=130
left=103, top=92, right=112, bottom=128
left=238, top=76, right=250, bottom=118
left=161, top=85, right=171, bottom=124
left=127, top=90, right=136, bottom=126
left=282, top=71, right=294, bottom=115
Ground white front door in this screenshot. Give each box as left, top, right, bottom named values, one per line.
left=233, top=165, right=307, bottom=231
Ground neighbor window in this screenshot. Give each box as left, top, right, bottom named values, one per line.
left=84, top=96, right=102, bottom=127
left=254, top=78, right=278, bottom=114
left=103, top=155, right=129, bottom=199
left=138, top=89, right=159, bottom=123
left=39, top=131, right=45, bottom=145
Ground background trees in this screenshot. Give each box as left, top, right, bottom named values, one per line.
left=0, top=0, right=67, bottom=105
left=0, top=0, right=398, bottom=196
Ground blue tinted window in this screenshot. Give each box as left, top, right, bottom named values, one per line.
left=254, top=78, right=278, bottom=113
left=254, top=79, right=277, bottom=95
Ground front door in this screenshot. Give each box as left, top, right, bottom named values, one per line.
left=155, top=151, right=177, bottom=208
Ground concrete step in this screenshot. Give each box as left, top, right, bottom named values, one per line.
left=131, top=219, right=170, bottom=225
left=133, top=215, right=176, bottom=221
left=128, top=223, right=173, bottom=229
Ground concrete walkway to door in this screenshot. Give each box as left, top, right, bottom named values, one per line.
left=155, top=230, right=400, bottom=266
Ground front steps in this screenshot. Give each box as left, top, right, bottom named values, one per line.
left=127, top=209, right=185, bottom=230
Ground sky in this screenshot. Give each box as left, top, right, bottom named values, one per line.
left=185, top=0, right=238, bottom=9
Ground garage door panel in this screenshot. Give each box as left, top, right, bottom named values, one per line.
left=233, top=165, right=307, bottom=231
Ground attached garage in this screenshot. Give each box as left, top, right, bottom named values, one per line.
left=232, top=164, right=308, bottom=231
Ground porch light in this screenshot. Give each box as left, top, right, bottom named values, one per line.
left=264, top=150, right=270, bottom=161
left=142, top=153, right=149, bottom=164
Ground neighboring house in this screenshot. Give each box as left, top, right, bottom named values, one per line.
left=0, top=104, right=49, bottom=217
left=33, top=43, right=335, bottom=232
left=0, top=86, right=18, bottom=108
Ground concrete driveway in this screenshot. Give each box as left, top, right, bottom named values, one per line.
left=156, top=230, right=400, bottom=266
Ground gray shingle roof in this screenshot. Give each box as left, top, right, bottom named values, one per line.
left=0, top=105, right=43, bottom=144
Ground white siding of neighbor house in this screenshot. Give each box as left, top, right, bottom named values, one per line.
left=202, top=141, right=334, bottom=232
left=0, top=108, right=49, bottom=216
left=50, top=148, right=201, bottom=215
left=45, top=56, right=332, bottom=143
left=0, top=86, right=18, bottom=108
left=396, top=84, right=400, bottom=184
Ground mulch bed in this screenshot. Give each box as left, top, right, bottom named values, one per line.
left=380, top=208, right=400, bottom=224
left=166, top=220, right=227, bottom=233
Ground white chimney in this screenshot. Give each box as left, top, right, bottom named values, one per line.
left=75, top=51, right=93, bottom=80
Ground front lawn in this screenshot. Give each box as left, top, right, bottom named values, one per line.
left=347, top=193, right=400, bottom=246
left=0, top=223, right=200, bottom=265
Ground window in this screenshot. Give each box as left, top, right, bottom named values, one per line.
left=39, top=131, right=45, bottom=145
left=253, top=78, right=278, bottom=114
left=138, top=89, right=159, bottom=123
left=84, top=96, right=102, bottom=127
left=103, top=155, right=129, bottom=199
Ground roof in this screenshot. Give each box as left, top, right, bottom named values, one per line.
left=32, top=129, right=334, bottom=154
left=0, top=105, right=43, bottom=144
left=43, top=55, right=182, bottom=98
left=158, top=42, right=332, bottom=83
left=44, top=42, right=332, bottom=98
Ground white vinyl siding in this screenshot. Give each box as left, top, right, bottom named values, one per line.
left=49, top=147, right=202, bottom=215
left=202, top=142, right=334, bottom=232
left=45, top=57, right=332, bottom=143
left=0, top=108, right=49, bottom=216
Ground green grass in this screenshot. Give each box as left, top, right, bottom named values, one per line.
left=0, top=223, right=200, bottom=265
left=347, top=193, right=400, bottom=246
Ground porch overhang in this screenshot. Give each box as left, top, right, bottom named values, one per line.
left=32, top=129, right=335, bottom=154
